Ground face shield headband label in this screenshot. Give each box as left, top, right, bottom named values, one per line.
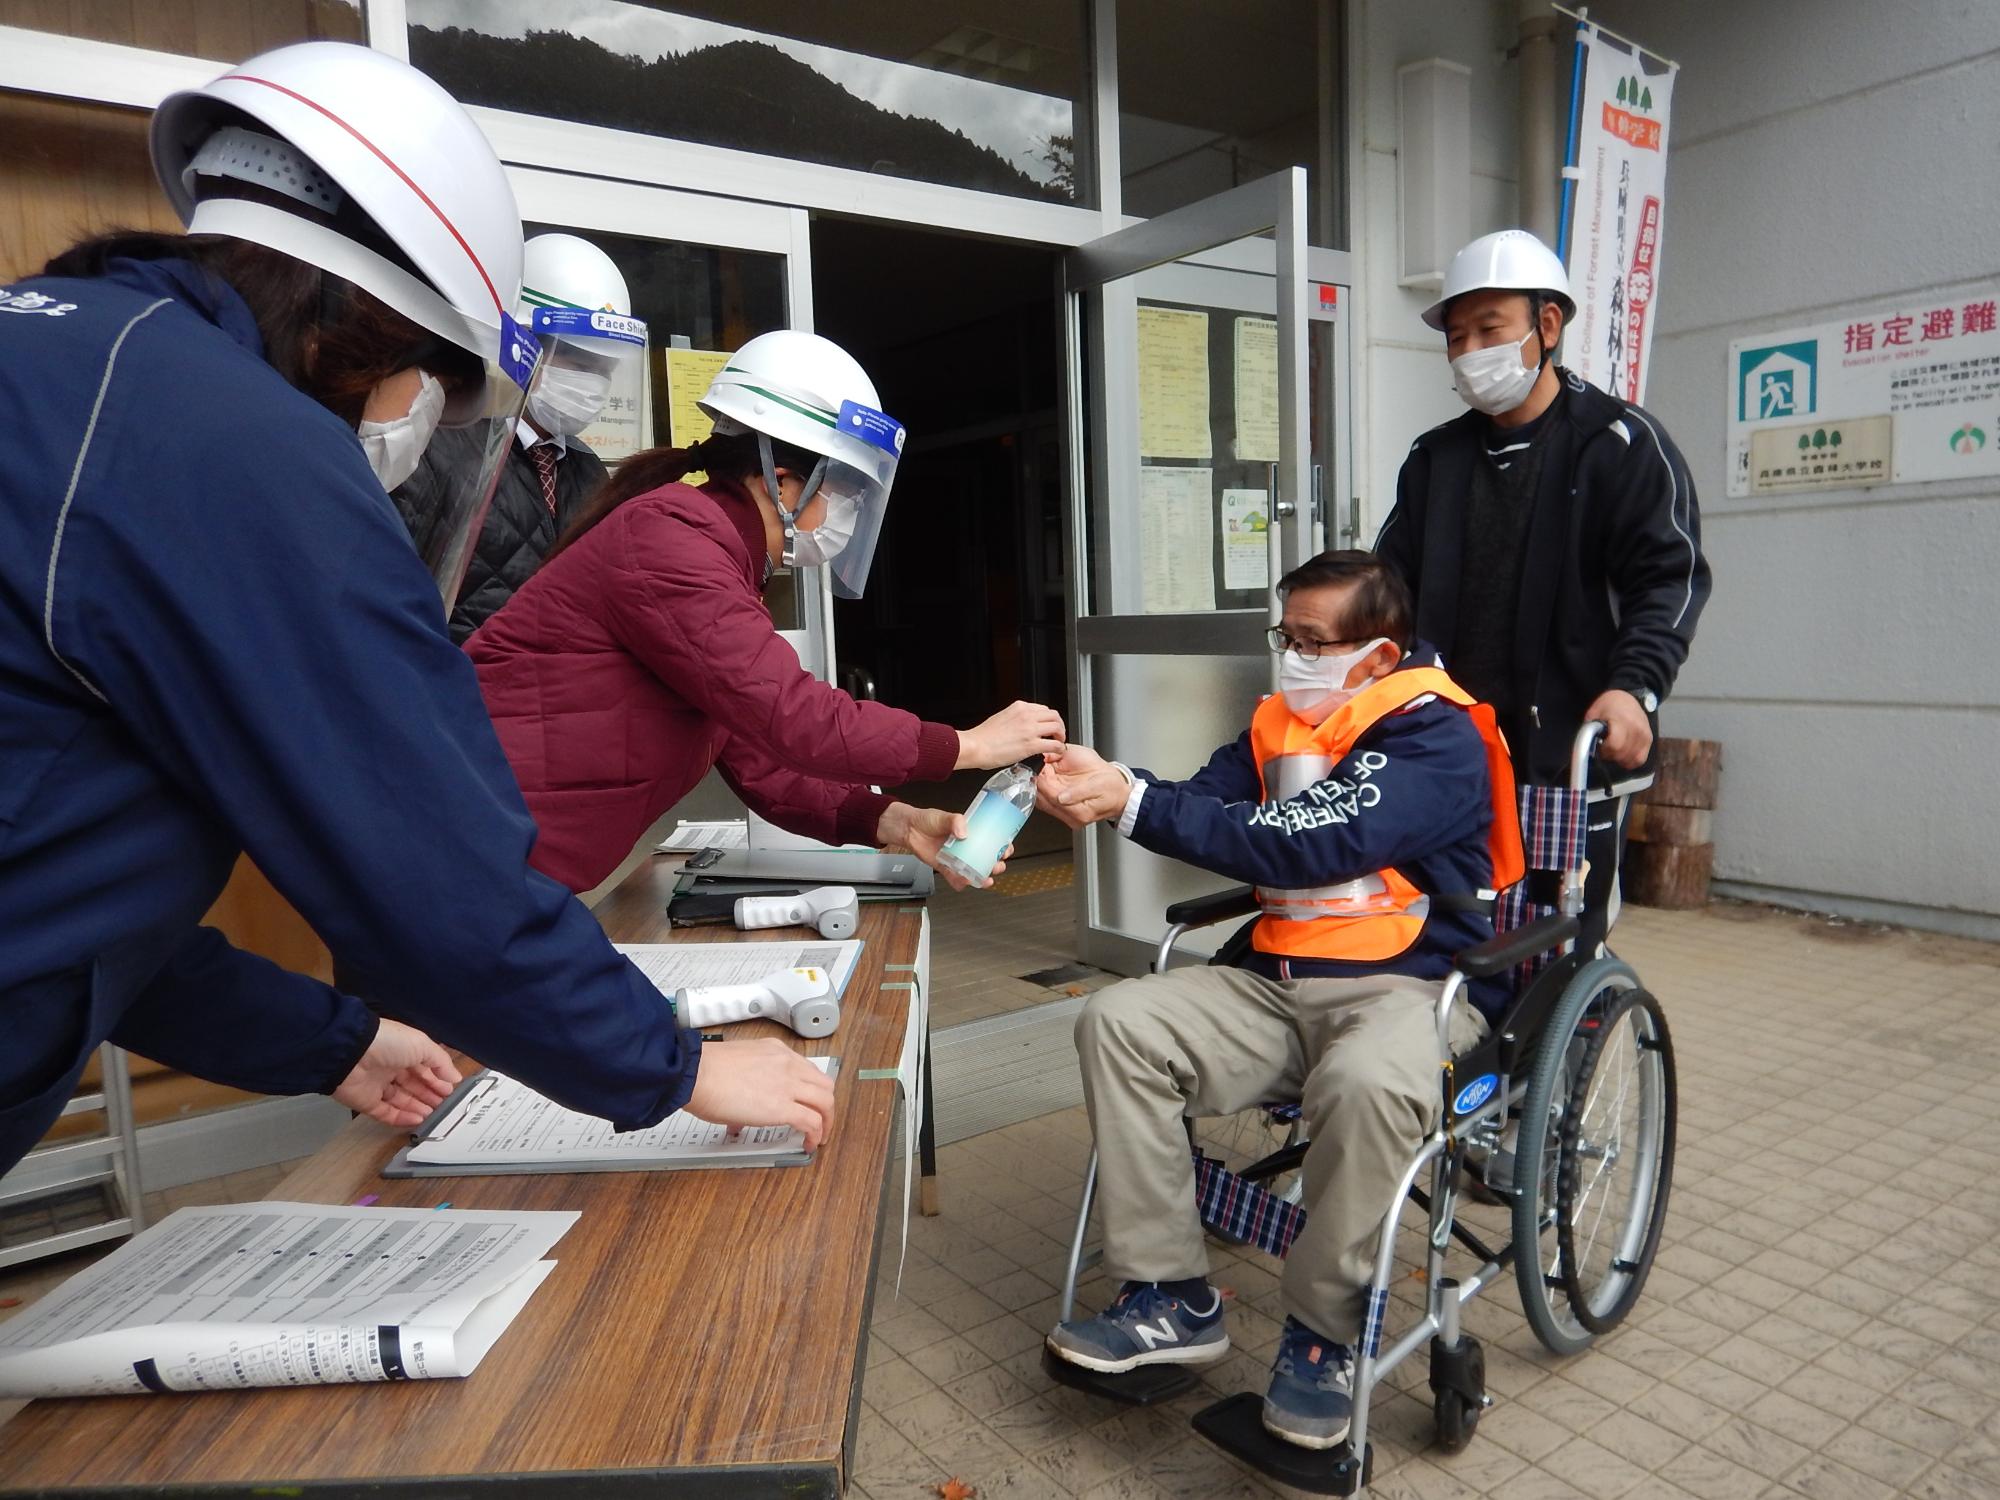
left=498, top=312, right=539, bottom=392
left=530, top=305, right=648, bottom=347
left=838, top=399, right=906, bottom=457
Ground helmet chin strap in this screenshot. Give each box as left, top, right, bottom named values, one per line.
left=758, top=432, right=831, bottom=567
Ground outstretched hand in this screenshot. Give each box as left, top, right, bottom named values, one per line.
left=685, top=1038, right=837, bottom=1151
left=1036, top=744, right=1132, bottom=830
left=333, top=1018, right=461, bottom=1129
left=878, top=801, right=1010, bottom=890
left=957, top=699, right=1067, bottom=769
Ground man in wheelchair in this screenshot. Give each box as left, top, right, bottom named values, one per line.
left=1036, top=549, right=1523, bottom=1451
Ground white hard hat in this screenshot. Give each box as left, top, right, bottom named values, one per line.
left=516, top=232, right=645, bottom=368
left=150, top=41, right=524, bottom=380
left=518, top=233, right=631, bottom=321
left=700, top=330, right=906, bottom=600
left=1422, top=229, right=1575, bottom=331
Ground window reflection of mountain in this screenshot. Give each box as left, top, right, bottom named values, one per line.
left=410, top=27, right=1073, bottom=203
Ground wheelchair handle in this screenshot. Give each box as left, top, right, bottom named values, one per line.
left=1569, top=719, right=1610, bottom=795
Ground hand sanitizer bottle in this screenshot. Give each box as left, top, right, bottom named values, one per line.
left=935, top=763, right=1037, bottom=887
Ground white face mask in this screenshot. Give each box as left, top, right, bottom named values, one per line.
left=527, top=362, right=612, bottom=438
left=1279, top=637, right=1394, bottom=725
left=1449, top=330, right=1542, bottom=416
left=787, top=489, right=860, bottom=569
left=357, top=370, right=444, bottom=491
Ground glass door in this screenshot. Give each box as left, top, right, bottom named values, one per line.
left=505, top=169, right=837, bottom=679
left=1061, top=166, right=1351, bottom=974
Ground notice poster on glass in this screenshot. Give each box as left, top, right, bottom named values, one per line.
left=1139, top=465, right=1215, bottom=613
left=1221, top=487, right=1271, bottom=593
left=1232, top=317, right=1280, bottom=463
left=666, top=347, right=732, bottom=447
left=1137, top=306, right=1212, bottom=460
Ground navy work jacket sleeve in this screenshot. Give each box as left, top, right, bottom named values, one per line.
left=1127, top=702, right=1492, bottom=891
left=46, top=345, right=698, bottom=1130
left=108, top=926, right=377, bottom=1096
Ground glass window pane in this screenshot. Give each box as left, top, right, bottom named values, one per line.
left=0, top=0, right=360, bottom=59
left=1118, top=0, right=1324, bottom=231
left=522, top=218, right=787, bottom=467
left=412, top=2, right=1088, bottom=206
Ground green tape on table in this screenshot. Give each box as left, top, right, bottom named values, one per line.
left=879, top=981, right=915, bottom=992
left=857, top=1068, right=902, bottom=1080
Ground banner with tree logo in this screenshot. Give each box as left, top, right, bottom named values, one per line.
left=1559, top=22, right=1676, bottom=404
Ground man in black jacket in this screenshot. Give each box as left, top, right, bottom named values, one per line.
left=1376, top=229, right=1710, bottom=943
left=393, top=232, right=639, bottom=642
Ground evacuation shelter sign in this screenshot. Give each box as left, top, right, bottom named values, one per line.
left=1726, top=284, right=2000, bottom=497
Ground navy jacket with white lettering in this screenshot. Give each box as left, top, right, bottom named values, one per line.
left=0, top=256, right=698, bottom=1173
left=1127, top=648, right=1506, bottom=1012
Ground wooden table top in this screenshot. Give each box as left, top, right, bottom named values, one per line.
left=0, top=859, right=923, bottom=1494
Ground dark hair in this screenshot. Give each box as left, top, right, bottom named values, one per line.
left=43, top=176, right=478, bottom=427
left=548, top=427, right=822, bottom=561
left=1276, top=549, right=1414, bottom=651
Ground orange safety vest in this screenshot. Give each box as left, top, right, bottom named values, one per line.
left=1248, top=667, right=1524, bottom=963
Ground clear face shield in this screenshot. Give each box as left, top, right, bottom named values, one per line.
left=766, top=399, right=905, bottom=601
left=422, top=311, right=538, bottom=613
left=523, top=306, right=648, bottom=441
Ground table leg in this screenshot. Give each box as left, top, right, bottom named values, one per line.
left=918, top=1033, right=940, bottom=1216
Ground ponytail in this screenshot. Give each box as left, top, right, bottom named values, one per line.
left=548, top=426, right=821, bottom=561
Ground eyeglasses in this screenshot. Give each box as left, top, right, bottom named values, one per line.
left=1266, top=626, right=1359, bottom=660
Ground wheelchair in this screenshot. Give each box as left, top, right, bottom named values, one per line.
left=1043, top=722, right=1678, bottom=1495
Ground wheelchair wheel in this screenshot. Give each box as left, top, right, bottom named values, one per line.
left=1556, top=987, right=1675, bottom=1334
left=1510, top=956, right=1641, bottom=1355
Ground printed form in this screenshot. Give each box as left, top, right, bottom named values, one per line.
left=0, top=1203, right=575, bottom=1398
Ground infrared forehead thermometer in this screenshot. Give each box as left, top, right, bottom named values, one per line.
left=674, top=966, right=840, bottom=1038
left=734, top=885, right=859, bottom=940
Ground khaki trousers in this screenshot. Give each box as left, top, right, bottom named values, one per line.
left=1075, top=967, right=1486, bottom=1344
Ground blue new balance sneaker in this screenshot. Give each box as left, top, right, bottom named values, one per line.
left=1045, top=1281, right=1230, bottom=1373
left=1263, top=1316, right=1355, bottom=1449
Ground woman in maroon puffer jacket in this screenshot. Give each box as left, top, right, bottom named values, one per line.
left=467, top=431, right=1063, bottom=894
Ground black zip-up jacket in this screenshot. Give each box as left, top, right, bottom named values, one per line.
left=1375, top=368, right=1711, bottom=784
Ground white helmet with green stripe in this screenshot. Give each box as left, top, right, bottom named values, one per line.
left=699, top=329, right=905, bottom=600
left=516, top=233, right=647, bottom=437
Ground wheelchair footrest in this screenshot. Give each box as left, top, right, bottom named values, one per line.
left=1191, top=1392, right=1372, bottom=1496
left=1040, top=1345, right=1202, bottom=1405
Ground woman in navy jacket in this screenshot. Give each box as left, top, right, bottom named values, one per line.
left=0, top=44, right=835, bottom=1174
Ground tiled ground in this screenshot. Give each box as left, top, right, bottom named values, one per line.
left=851, top=902, right=2000, bottom=1500
left=5, top=899, right=1998, bottom=1500
left=927, top=852, right=1116, bottom=1029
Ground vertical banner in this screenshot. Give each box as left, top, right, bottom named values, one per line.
left=1562, top=25, right=1676, bottom=404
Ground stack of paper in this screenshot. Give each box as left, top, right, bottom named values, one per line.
left=0, top=1203, right=575, bottom=1398
left=392, top=1059, right=837, bottom=1175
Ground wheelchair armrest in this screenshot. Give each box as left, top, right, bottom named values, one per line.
left=1454, top=913, right=1581, bottom=980
left=1164, top=885, right=1259, bottom=929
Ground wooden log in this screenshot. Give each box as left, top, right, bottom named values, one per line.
left=1627, top=803, right=1712, bottom=846
left=1624, top=841, right=1714, bottom=909
left=1642, top=738, right=1722, bottom=809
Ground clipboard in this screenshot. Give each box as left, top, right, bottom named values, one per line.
left=687, top=847, right=935, bottom=892
left=382, top=1061, right=840, bottom=1178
